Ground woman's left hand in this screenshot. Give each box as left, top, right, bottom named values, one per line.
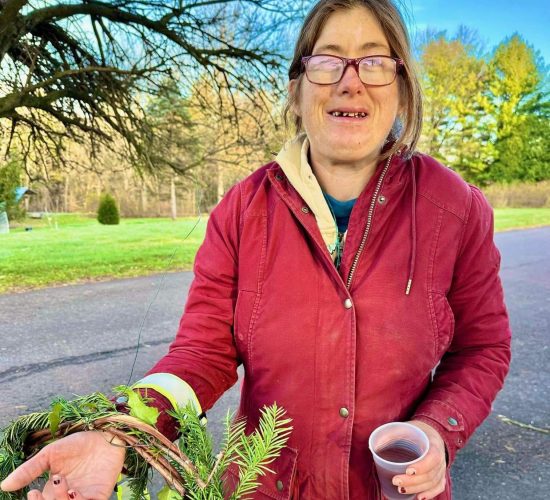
left=391, top=420, right=447, bottom=499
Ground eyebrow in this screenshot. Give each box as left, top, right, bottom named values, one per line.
left=314, top=42, right=389, bottom=53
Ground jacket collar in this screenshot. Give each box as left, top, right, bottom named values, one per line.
left=275, top=134, right=338, bottom=256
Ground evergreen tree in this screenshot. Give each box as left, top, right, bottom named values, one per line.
left=97, top=193, right=120, bottom=225
left=486, top=35, right=549, bottom=183
left=418, top=32, right=494, bottom=183
left=0, top=158, right=25, bottom=220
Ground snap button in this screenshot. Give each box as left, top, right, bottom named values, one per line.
left=344, top=298, right=353, bottom=309
left=448, top=417, right=458, bottom=426
left=301, top=206, right=310, bottom=214
left=276, top=480, right=284, bottom=491
left=378, top=195, right=387, bottom=204
left=275, top=173, right=284, bottom=181
left=339, top=407, right=349, bottom=418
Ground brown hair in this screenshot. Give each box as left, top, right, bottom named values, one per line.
left=284, top=0, right=423, bottom=159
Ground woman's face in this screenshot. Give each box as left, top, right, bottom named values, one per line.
left=291, top=6, right=401, bottom=170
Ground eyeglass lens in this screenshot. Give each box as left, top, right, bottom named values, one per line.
left=306, top=55, right=397, bottom=85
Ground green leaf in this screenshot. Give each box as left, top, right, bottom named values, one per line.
left=125, top=389, right=159, bottom=426
left=48, top=402, right=62, bottom=436
left=158, top=485, right=182, bottom=500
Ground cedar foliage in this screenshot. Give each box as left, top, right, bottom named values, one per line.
left=97, top=193, right=120, bottom=225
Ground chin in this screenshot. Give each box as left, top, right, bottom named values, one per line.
left=324, top=142, right=380, bottom=163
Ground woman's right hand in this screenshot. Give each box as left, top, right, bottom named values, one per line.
left=0, top=430, right=126, bottom=499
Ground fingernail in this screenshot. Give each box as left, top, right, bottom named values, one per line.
left=52, top=476, right=61, bottom=486
left=68, top=491, right=76, bottom=499
left=392, top=478, right=402, bottom=486
left=406, top=468, right=416, bottom=475
left=400, top=487, right=407, bottom=494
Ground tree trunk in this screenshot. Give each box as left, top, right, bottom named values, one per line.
left=170, top=174, right=177, bottom=220
left=64, top=176, right=69, bottom=212
left=140, top=182, right=148, bottom=216
left=217, top=164, right=224, bottom=203
left=156, top=177, right=162, bottom=217
left=190, top=188, right=196, bottom=216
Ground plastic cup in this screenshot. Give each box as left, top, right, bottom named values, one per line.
left=369, top=422, right=430, bottom=500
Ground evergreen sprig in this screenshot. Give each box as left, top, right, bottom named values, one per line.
left=0, top=389, right=292, bottom=500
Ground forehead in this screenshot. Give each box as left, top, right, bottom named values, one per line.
left=312, top=6, right=390, bottom=55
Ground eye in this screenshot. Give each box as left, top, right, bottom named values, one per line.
left=309, top=55, right=341, bottom=70
left=362, top=57, right=384, bottom=67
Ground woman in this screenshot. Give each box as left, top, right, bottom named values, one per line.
left=1, top=1, right=511, bottom=499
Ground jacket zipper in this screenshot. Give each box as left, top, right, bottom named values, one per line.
left=345, top=155, right=393, bottom=290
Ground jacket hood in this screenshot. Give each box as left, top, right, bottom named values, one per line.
left=275, top=134, right=339, bottom=258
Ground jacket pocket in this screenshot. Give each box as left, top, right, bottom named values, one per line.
left=234, top=290, right=257, bottom=364
left=223, top=446, right=299, bottom=499
left=428, top=291, right=455, bottom=362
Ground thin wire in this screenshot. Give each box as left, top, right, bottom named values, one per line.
left=126, top=190, right=203, bottom=386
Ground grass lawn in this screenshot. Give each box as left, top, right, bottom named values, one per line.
left=1, top=208, right=549, bottom=293
left=0, top=214, right=207, bottom=293
left=493, top=208, right=550, bottom=232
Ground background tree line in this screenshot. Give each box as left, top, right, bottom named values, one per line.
left=0, top=1, right=548, bottom=219
left=418, top=28, right=549, bottom=186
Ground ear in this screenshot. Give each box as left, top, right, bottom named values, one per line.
left=288, top=79, right=302, bottom=117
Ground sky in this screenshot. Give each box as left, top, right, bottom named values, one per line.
left=403, top=0, right=550, bottom=64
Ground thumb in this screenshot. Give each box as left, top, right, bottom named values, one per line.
left=67, top=489, right=86, bottom=500
left=0, top=446, right=51, bottom=492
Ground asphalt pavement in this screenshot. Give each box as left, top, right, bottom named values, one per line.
left=0, top=227, right=548, bottom=499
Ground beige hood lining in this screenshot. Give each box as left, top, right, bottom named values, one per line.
left=275, top=134, right=338, bottom=257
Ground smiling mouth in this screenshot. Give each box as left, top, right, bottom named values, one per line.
left=329, top=111, right=368, bottom=118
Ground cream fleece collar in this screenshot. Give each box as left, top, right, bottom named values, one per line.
left=275, top=134, right=338, bottom=258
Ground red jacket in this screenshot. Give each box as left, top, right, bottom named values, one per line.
left=147, top=152, right=511, bottom=499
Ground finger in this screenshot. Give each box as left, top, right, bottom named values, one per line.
left=409, top=447, right=443, bottom=475
left=1, top=448, right=51, bottom=492
left=43, top=475, right=71, bottom=500
left=415, top=480, right=447, bottom=500
left=393, top=459, right=446, bottom=490
left=27, top=490, right=45, bottom=500
left=394, top=468, right=446, bottom=496
left=394, top=468, right=441, bottom=490
left=392, top=447, right=444, bottom=486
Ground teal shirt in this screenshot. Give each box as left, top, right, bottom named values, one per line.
left=323, top=192, right=357, bottom=233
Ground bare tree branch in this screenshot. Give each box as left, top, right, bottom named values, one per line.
left=0, top=0, right=295, bottom=178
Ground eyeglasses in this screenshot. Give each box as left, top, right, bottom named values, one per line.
left=301, top=54, right=404, bottom=86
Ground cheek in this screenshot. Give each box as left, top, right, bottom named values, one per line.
left=375, top=89, right=400, bottom=122
left=299, top=85, right=330, bottom=118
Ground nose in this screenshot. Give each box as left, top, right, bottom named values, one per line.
left=337, top=63, right=364, bottom=94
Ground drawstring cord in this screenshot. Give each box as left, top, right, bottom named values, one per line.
left=405, top=161, right=417, bottom=295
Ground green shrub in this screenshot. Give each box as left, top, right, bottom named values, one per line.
left=97, top=193, right=120, bottom=225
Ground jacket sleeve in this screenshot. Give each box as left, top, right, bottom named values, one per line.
left=142, top=183, right=243, bottom=437
left=412, top=185, right=512, bottom=464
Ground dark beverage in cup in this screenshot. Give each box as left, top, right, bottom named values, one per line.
left=369, top=423, right=429, bottom=500
left=376, top=440, right=422, bottom=462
